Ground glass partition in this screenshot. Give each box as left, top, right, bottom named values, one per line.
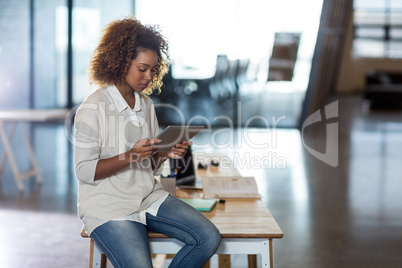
left=71, top=0, right=133, bottom=106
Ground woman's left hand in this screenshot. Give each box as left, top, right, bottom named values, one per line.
left=168, top=140, right=193, bottom=159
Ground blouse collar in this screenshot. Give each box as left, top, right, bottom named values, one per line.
left=108, top=85, right=141, bottom=113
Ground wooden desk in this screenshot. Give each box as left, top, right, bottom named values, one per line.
left=178, top=153, right=283, bottom=267
left=177, top=189, right=283, bottom=267
left=82, top=152, right=283, bottom=267
left=0, top=109, right=68, bottom=191
left=83, top=190, right=283, bottom=267
left=82, top=197, right=283, bottom=268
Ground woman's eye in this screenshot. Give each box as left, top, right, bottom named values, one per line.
left=139, top=69, right=146, bottom=72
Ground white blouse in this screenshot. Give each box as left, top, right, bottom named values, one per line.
left=74, top=85, right=168, bottom=235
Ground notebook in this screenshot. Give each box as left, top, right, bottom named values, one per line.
left=202, top=176, right=261, bottom=199
left=180, top=198, right=217, bottom=212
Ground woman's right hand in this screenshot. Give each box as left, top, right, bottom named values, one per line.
left=127, top=138, right=161, bottom=162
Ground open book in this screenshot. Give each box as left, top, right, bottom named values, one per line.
left=201, top=176, right=261, bottom=199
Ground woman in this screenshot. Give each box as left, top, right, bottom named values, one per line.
left=74, top=17, right=221, bottom=268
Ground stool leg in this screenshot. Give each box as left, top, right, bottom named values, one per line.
left=90, top=238, right=107, bottom=268
left=89, top=239, right=94, bottom=268
left=89, top=239, right=95, bottom=268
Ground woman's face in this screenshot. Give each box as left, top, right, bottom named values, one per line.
left=125, top=49, right=158, bottom=92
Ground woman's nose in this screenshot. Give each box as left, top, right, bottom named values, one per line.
left=144, top=70, right=152, bottom=80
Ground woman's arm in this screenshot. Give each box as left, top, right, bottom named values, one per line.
left=94, top=154, right=130, bottom=181
left=94, top=138, right=160, bottom=181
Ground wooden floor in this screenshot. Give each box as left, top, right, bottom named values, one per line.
left=0, top=95, right=402, bottom=267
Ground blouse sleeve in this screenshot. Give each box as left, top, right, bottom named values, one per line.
left=74, top=103, right=102, bottom=185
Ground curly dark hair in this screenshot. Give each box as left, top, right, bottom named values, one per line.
left=88, top=17, right=170, bottom=95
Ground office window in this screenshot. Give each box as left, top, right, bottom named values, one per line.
left=40, top=0, right=133, bottom=108
left=353, top=0, right=402, bottom=58
left=0, top=1, right=133, bottom=110
left=0, top=1, right=31, bottom=109
left=71, top=0, right=133, bottom=106
left=35, top=0, right=66, bottom=109
left=135, top=0, right=323, bottom=87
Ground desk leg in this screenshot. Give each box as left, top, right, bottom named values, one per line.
left=0, top=122, right=24, bottom=190
left=218, top=254, right=231, bottom=268
left=247, top=255, right=257, bottom=268
left=19, top=123, right=42, bottom=185
left=0, top=122, right=42, bottom=191
left=269, top=239, right=273, bottom=268
left=0, top=122, right=16, bottom=178
left=202, top=260, right=211, bottom=268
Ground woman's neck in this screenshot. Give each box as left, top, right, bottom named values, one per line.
left=115, top=82, right=135, bottom=109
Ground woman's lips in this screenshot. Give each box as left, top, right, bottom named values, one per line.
left=140, top=83, right=148, bottom=89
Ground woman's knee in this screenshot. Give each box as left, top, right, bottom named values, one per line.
left=208, top=225, right=222, bottom=249
left=198, top=223, right=221, bottom=251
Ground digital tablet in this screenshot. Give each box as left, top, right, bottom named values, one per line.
left=155, top=125, right=204, bottom=152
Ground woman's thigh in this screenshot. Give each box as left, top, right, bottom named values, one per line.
left=146, top=194, right=221, bottom=246
left=91, top=220, right=153, bottom=268
left=146, top=195, right=221, bottom=267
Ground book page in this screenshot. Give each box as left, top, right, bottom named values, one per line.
left=202, top=176, right=261, bottom=198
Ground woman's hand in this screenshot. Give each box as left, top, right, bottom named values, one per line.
left=94, top=138, right=161, bottom=181
left=127, top=138, right=161, bottom=162
left=150, top=140, right=192, bottom=171
left=168, top=140, right=193, bottom=159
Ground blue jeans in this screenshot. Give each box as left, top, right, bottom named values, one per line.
left=91, top=195, right=221, bottom=268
